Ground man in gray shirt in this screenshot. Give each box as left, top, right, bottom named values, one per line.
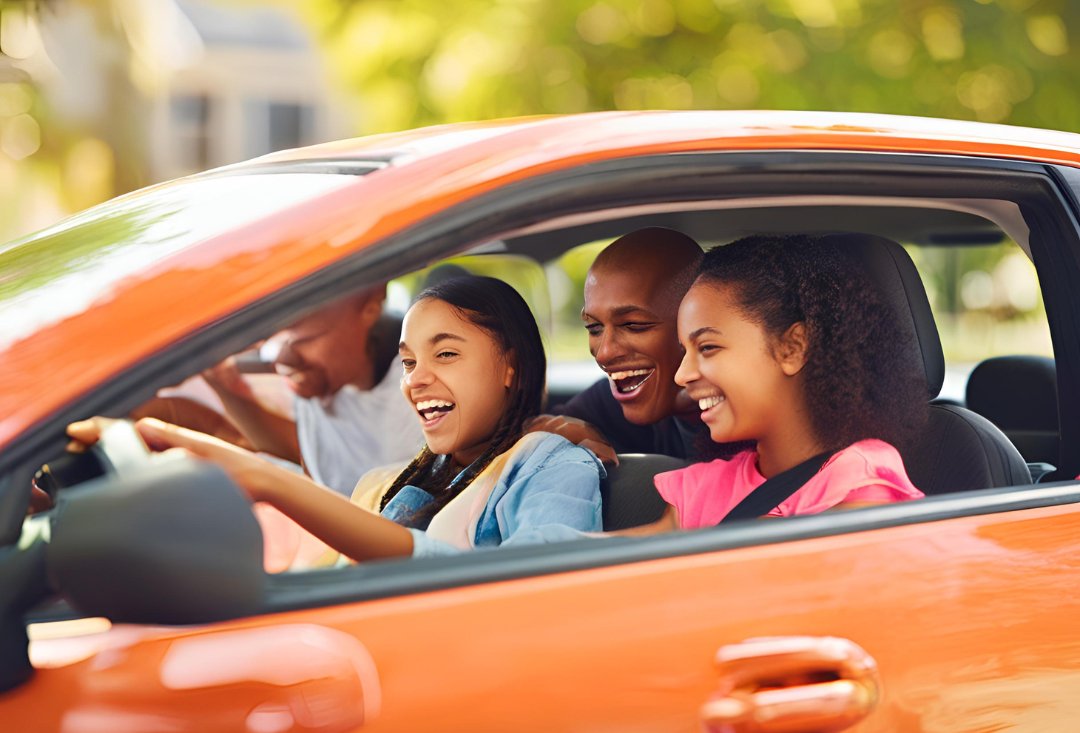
left=197, top=288, right=424, bottom=494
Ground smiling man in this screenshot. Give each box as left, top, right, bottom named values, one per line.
left=178, top=288, right=425, bottom=495
left=558, top=228, right=735, bottom=460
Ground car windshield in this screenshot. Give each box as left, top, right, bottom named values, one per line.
left=0, top=173, right=357, bottom=350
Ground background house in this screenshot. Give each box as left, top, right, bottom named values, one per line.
left=151, top=0, right=350, bottom=180
left=0, top=0, right=352, bottom=241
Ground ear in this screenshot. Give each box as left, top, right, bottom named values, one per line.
left=776, top=322, right=810, bottom=376
left=503, top=349, right=517, bottom=389
left=358, top=285, right=386, bottom=328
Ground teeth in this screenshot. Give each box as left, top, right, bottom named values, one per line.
left=416, top=399, right=454, bottom=411
left=607, top=369, right=653, bottom=381
left=698, top=395, right=724, bottom=410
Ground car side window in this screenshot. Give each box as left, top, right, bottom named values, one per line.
left=906, top=240, right=1052, bottom=402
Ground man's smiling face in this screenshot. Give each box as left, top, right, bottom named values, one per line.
left=582, top=265, right=693, bottom=426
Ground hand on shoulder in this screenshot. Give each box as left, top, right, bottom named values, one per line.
left=525, top=414, right=618, bottom=465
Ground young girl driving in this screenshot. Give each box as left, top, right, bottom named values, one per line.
left=632, top=234, right=927, bottom=532
left=71, top=276, right=604, bottom=563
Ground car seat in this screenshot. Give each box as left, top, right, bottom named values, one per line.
left=600, top=232, right=1031, bottom=530
left=965, top=355, right=1059, bottom=473
left=601, top=454, right=687, bottom=530
left=825, top=233, right=1031, bottom=494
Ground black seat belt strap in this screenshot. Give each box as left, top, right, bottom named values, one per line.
left=719, top=451, right=835, bottom=524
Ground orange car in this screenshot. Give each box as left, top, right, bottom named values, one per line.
left=2, top=111, right=1080, bottom=733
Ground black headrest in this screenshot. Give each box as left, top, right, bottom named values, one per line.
left=967, top=356, right=1058, bottom=431
left=601, top=454, right=686, bottom=530
left=820, top=233, right=946, bottom=398
left=371, top=314, right=404, bottom=381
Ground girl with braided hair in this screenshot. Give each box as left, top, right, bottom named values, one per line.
left=347, top=274, right=605, bottom=557
left=102, top=276, right=603, bottom=566
left=625, top=234, right=927, bottom=533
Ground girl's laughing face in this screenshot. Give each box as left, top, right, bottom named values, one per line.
left=399, top=299, right=514, bottom=462
left=675, top=282, right=806, bottom=445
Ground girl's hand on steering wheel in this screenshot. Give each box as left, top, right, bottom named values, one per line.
left=65, top=416, right=118, bottom=454
left=133, top=418, right=275, bottom=502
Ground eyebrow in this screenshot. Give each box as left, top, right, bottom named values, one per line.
left=582, top=305, right=659, bottom=320
left=612, top=305, right=657, bottom=318
left=430, top=332, right=466, bottom=346
left=399, top=332, right=468, bottom=351
left=689, top=326, right=723, bottom=340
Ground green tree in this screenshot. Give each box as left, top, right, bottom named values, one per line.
left=309, top=0, right=1080, bottom=135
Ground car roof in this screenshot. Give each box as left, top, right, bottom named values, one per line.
left=246, top=110, right=1080, bottom=168
left=3, top=110, right=1080, bottom=448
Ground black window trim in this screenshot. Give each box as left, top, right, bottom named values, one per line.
left=8, top=149, right=1080, bottom=607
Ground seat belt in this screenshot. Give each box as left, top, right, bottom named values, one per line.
left=719, top=451, right=835, bottom=523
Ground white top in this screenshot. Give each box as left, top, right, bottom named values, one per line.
left=294, top=364, right=426, bottom=495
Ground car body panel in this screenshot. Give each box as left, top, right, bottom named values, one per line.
left=4, top=110, right=1080, bottom=449
left=5, top=501, right=1080, bottom=732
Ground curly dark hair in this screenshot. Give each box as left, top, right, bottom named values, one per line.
left=378, top=275, right=546, bottom=529
left=696, top=234, right=928, bottom=454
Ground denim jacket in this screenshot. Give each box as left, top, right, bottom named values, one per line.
left=380, top=433, right=605, bottom=558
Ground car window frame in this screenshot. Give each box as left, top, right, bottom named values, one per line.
left=8, top=149, right=1080, bottom=609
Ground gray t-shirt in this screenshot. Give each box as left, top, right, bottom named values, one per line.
left=294, top=364, right=425, bottom=495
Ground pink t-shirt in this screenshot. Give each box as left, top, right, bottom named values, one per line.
left=655, top=439, right=924, bottom=529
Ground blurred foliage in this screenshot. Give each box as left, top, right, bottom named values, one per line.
left=908, top=241, right=1052, bottom=362
left=1, top=0, right=147, bottom=242
left=308, top=0, right=1080, bottom=135
left=388, top=252, right=554, bottom=333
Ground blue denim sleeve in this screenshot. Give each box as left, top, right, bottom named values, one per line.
left=408, top=528, right=464, bottom=557
left=495, top=453, right=602, bottom=548
left=408, top=439, right=603, bottom=558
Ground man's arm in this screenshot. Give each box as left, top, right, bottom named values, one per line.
left=555, top=379, right=658, bottom=455
left=202, top=358, right=303, bottom=464
left=130, top=397, right=254, bottom=450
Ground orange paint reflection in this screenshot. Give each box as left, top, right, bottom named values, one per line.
left=35, top=624, right=380, bottom=733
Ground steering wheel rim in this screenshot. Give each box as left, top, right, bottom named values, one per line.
left=91, top=420, right=154, bottom=478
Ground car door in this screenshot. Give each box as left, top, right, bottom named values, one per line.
left=7, top=491, right=1080, bottom=733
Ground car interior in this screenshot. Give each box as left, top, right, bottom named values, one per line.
left=27, top=198, right=1057, bottom=529
left=480, top=202, right=1048, bottom=524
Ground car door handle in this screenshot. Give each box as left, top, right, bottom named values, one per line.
left=699, top=636, right=880, bottom=733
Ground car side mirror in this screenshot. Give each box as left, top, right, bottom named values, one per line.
left=47, top=457, right=266, bottom=625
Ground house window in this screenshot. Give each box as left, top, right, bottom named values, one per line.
left=245, top=101, right=315, bottom=158
left=170, top=94, right=212, bottom=173
left=270, top=103, right=312, bottom=152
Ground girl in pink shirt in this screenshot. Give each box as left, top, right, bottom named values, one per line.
left=633, top=234, right=927, bottom=532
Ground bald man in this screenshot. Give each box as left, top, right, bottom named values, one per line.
left=558, top=227, right=731, bottom=460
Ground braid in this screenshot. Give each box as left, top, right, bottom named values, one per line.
left=378, top=448, right=448, bottom=513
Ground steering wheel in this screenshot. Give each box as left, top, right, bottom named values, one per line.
left=33, top=420, right=153, bottom=501
left=92, top=420, right=154, bottom=477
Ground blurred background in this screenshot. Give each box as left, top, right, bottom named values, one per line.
left=0, top=0, right=1066, bottom=379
